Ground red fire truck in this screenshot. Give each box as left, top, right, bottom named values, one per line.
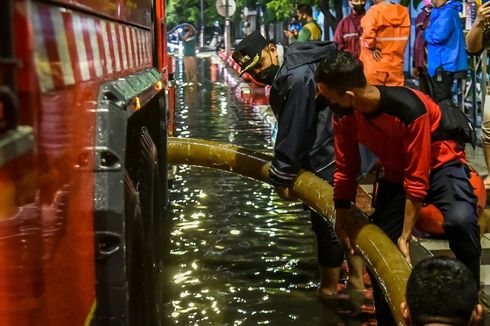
left=0, top=0, right=173, bottom=324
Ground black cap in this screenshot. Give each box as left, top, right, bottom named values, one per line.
left=232, top=31, right=268, bottom=75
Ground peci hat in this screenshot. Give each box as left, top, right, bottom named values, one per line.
left=232, top=31, right=268, bottom=76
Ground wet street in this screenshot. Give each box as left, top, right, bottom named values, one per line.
left=162, top=54, right=376, bottom=325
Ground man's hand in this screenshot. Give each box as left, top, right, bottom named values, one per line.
left=397, top=236, right=412, bottom=267
left=335, top=208, right=355, bottom=255
left=411, top=68, right=419, bottom=78
left=476, top=1, right=490, bottom=27
left=370, top=47, right=382, bottom=61
left=284, top=29, right=298, bottom=39
left=398, top=198, right=420, bottom=267
left=275, top=186, right=299, bottom=201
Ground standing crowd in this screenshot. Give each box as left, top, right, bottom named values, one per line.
left=231, top=1, right=490, bottom=324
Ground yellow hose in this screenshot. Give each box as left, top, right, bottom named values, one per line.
left=168, top=137, right=410, bottom=325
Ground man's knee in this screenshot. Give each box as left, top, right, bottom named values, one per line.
left=443, top=203, right=480, bottom=258
left=443, top=203, right=477, bottom=232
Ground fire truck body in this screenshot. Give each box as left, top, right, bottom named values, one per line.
left=1, top=0, right=171, bottom=324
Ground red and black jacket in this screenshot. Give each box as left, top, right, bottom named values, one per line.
left=333, top=86, right=466, bottom=208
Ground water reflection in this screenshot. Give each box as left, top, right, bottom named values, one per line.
left=164, top=54, right=375, bottom=325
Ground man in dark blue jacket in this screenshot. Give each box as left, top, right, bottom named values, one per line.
left=232, top=31, right=373, bottom=298
left=425, top=0, right=468, bottom=102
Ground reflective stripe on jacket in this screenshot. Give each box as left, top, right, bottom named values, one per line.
left=334, top=12, right=364, bottom=58
left=359, top=2, right=410, bottom=72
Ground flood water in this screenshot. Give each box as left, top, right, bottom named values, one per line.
left=162, top=53, right=376, bottom=325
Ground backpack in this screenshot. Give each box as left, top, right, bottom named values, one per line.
left=431, top=99, right=476, bottom=149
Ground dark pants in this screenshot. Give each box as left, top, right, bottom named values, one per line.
left=310, top=209, right=344, bottom=268
left=429, top=69, right=454, bottom=102
left=417, top=67, right=432, bottom=97
left=369, top=162, right=481, bottom=325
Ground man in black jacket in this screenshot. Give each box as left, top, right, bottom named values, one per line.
left=232, top=31, right=373, bottom=298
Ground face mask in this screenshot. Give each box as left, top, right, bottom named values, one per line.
left=352, top=4, right=366, bottom=13
left=299, top=16, right=308, bottom=25
left=254, top=64, right=279, bottom=85
left=323, top=96, right=353, bottom=115
left=253, top=51, right=279, bottom=85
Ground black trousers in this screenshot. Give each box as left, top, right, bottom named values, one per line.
left=429, top=69, right=455, bottom=102
left=310, top=209, right=344, bottom=268
left=369, top=161, right=481, bottom=325
left=417, top=67, right=432, bottom=97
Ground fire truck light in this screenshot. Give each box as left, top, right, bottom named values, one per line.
left=155, top=81, right=163, bottom=91
left=133, top=97, right=141, bottom=111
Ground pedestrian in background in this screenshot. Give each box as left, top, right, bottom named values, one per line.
left=466, top=1, right=490, bottom=189
left=413, top=0, right=432, bottom=96
left=425, top=0, right=468, bottom=102
left=284, top=4, right=322, bottom=43
left=359, top=0, right=410, bottom=86
left=334, top=0, right=367, bottom=59
left=180, top=23, right=197, bottom=84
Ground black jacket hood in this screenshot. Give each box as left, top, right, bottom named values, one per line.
left=284, top=41, right=338, bottom=70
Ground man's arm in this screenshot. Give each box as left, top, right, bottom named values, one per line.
left=333, top=113, right=361, bottom=207
left=398, top=197, right=421, bottom=266
left=360, top=8, right=378, bottom=50
left=398, top=96, right=432, bottom=264
left=424, top=11, right=455, bottom=45
left=269, top=75, right=317, bottom=188
left=466, top=2, right=490, bottom=53
left=360, top=8, right=382, bottom=60
left=182, top=26, right=195, bottom=41
left=289, top=27, right=312, bottom=43
left=333, top=112, right=361, bottom=252
left=333, top=19, right=347, bottom=51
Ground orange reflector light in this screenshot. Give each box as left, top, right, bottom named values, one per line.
left=133, top=97, right=141, bottom=111
left=155, top=81, right=163, bottom=91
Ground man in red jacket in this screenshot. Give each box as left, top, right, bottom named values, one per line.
left=315, top=50, right=481, bottom=325
left=334, top=0, right=366, bottom=58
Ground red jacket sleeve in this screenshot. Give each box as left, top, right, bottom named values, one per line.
left=333, top=113, right=361, bottom=208
left=402, top=114, right=431, bottom=201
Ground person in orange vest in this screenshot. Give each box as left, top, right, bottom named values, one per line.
left=359, top=0, right=410, bottom=86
